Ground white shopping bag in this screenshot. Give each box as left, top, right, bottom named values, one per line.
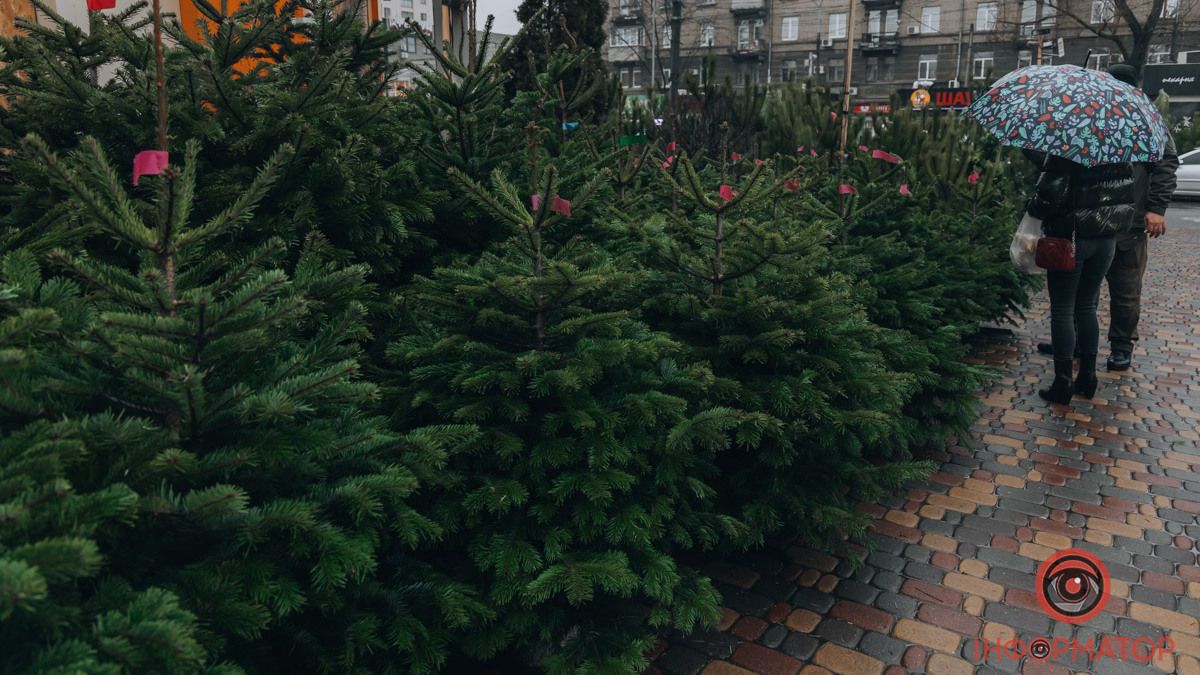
left=1009, top=212, right=1044, bottom=275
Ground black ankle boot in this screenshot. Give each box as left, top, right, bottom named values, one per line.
left=1039, top=376, right=1074, bottom=405
left=1075, top=355, right=1098, bottom=399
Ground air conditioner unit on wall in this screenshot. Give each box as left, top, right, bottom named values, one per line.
left=821, top=38, right=834, bottom=47
left=907, top=25, right=920, bottom=35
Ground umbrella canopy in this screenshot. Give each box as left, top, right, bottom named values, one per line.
left=964, top=64, right=1169, bottom=167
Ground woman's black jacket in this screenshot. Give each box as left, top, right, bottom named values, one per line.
left=1024, top=152, right=1136, bottom=239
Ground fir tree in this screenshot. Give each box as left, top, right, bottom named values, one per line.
left=13, top=136, right=478, bottom=673
left=388, top=161, right=744, bottom=673
left=631, top=139, right=931, bottom=548
left=503, top=0, right=608, bottom=101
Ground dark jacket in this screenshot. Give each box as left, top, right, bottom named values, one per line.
left=1131, top=132, right=1179, bottom=228
left=1025, top=154, right=1136, bottom=239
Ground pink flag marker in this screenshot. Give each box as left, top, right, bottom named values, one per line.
left=88, top=0, right=116, bottom=9
left=968, top=171, right=980, bottom=184
left=871, top=149, right=901, bottom=164
left=796, top=145, right=805, bottom=153
left=858, top=144, right=869, bottom=152
left=838, top=183, right=857, bottom=195
left=754, top=159, right=764, bottom=167
left=531, top=194, right=542, bottom=211
left=667, top=141, right=677, bottom=152
left=550, top=195, right=571, bottom=217
left=784, top=178, right=800, bottom=193
left=731, top=152, right=742, bottom=161
left=719, top=185, right=736, bottom=201
left=810, top=149, right=818, bottom=157
left=899, top=183, right=912, bottom=196
left=662, top=156, right=675, bottom=168
left=132, top=150, right=169, bottom=186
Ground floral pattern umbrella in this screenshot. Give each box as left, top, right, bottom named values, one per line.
left=964, top=65, right=1169, bottom=167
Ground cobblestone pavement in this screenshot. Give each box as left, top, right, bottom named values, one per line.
left=649, top=202, right=1200, bottom=675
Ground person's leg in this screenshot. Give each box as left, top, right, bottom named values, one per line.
left=1106, top=231, right=1148, bottom=370
left=1076, top=237, right=1117, bottom=396
left=1043, top=262, right=1083, bottom=402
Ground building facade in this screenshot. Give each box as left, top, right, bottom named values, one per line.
left=602, top=0, right=1200, bottom=105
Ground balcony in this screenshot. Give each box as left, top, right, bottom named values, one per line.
left=860, top=32, right=900, bottom=53
left=862, top=0, right=901, bottom=8
left=730, top=0, right=766, bottom=15
left=613, top=6, right=643, bottom=23
left=730, top=39, right=767, bottom=61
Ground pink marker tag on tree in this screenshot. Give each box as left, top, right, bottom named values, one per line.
left=132, top=150, right=169, bottom=186
left=719, top=185, right=736, bottom=201
left=88, top=0, right=116, bottom=9
left=796, top=145, right=805, bottom=153
left=667, top=141, right=677, bottom=152
left=899, top=183, right=912, bottom=196
left=858, top=145, right=869, bottom=152
left=731, top=152, right=742, bottom=161
left=968, top=171, right=980, bottom=184
left=531, top=194, right=542, bottom=211
left=550, top=196, right=571, bottom=217
left=784, top=178, right=800, bottom=193
left=871, top=149, right=901, bottom=164
left=838, top=183, right=856, bottom=195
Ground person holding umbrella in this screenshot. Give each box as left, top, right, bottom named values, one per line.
left=966, top=64, right=1170, bottom=406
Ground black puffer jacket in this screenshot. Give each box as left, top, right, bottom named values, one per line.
left=1025, top=154, right=1136, bottom=239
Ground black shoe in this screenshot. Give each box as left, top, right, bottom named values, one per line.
left=1106, top=351, right=1132, bottom=371
left=1036, top=342, right=1080, bottom=358
left=1039, top=376, right=1074, bottom=405
left=1074, top=373, right=1098, bottom=398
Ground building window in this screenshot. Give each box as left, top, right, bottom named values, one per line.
left=1148, top=44, right=1171, bottom=63
left=620, top=68, right=643, bottom=89
left=611, top=25, right=643, bottom=47
left=828, top=13, right=847, bottom=39
left=689, top=67, right=706, bottom=85
left=782, top=15, right=799, bottom=41
left=921, top=6, right=941, bottom=33
left=662, top=68, right=672, bottom=85
left=918, top=54, right=937, bottom=80
left=783, top=59, right=799, bottom=81
left=404, top=36, right=417, bottom=52
left=700, top=22, right=715, bottom=47
left=663, top=26, right=672, bottom=48
left=401, top=10, right=413, bottom=21
left=698, top=0, right=715, bottom=5
left=736, top=19, right=763, bottom=49
left=420, top=12, right=426, bottom=21
left=1090, top=0, right=1113, bottom=23
left=827, top=58, right=845, bottom=83
left=1087, top=50, right=1115, bottom=69
left=973, top=52, right=994, bottom=79
left=865, top=56, right=879, bottom=80
left=976, top=2, right=997, bottom=31
left=1017, top=49, right=1033, bottom=68
left=868, top=9, right=898, bottom=35
left=1020, top=0, right=1036, bottom=35
left=882, top=56, right=895, bottom=79
left=619, top=0, right=638, bottom=13
left=1163, top=0, right=1179, bottom=16
left=400, top=0, right=411, bottom=6
left=1040, top=0, right=1057, bottom=27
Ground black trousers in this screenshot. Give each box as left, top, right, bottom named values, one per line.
left=1046, top=237, right=1116, bottom=381
left=1106, top=229, right=1149, bottom=354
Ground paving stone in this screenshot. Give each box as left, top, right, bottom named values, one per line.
left=760, top=624, right=789, bottom=649
left=658, top=646, right=710, bottom=675
left=903, top=561, right=946, bottom=584
left=789, top=588, right=835, bottom=614
left=814, top=618, right=864, bottom=648
left=873, top=591, right=919, bottom=618
left=778, top=633, right=818, bottom=661
left=834, top=579, right=879, bottom=605
left=982, top=603, right=1051, bottom=635
left=858, top=631, right=907, bottom=664
left=870, top=570, right=903, bottom=593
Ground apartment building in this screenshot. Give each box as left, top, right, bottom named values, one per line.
left=603, top=0, right=1200, bottom=105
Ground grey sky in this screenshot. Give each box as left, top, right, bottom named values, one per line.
left=481, top=0, right=523, bottom=35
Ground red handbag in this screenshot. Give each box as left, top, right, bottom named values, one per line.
left=1035, top=235, right=1075, bottom=272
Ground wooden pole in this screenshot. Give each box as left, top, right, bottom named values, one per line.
left=152, top=0, right=168, bottom=151
left=838, top=0, right=858, bottom=161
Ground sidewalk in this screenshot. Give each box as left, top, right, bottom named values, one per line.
left=650, top=210, right=1200, bottom=675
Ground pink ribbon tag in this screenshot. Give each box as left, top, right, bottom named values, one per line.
left=899, top=183, right=912, bottom=196
left=88, top=0, right=116, bottom=9
left=838, top=183, right=857, bottom=195
left=731, top=152, right=742, bottom=161
left=784, top=178, right=800, bottom=193
left=531, top=194, right=542, bottom=211
left=858, top=145, right=869, bottom=152
left=719, top=185, right=736, bottom=201
left=132, top=150, right=169, bottom=186
left=871, top=149, right=901, bottom=164
left=810, top=149, right=818, bottom=157
left=663, top=156, right=675, bottom=168
left=754, top=159, right=764, bottom=167
left=796, top=145, right=805, bottom=153
left=550, top=196, right=571, bottom=217
left=968, top=171, right=980, bottom=184
left=667, top=141, right=677, bottom=152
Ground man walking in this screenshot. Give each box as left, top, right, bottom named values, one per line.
left=1103, top=64, right=1178, bottom=371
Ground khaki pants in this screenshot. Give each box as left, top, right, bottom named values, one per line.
left=1106, top=230, right=1149, bottom=354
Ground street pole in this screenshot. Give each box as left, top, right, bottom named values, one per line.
left=838, top=0, right=858, bottom=161
left=669, top=0, right=682, bottom=113
left=954, top=0, right=965, bottom=83
left=650, top=0, right=657, bottom=93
